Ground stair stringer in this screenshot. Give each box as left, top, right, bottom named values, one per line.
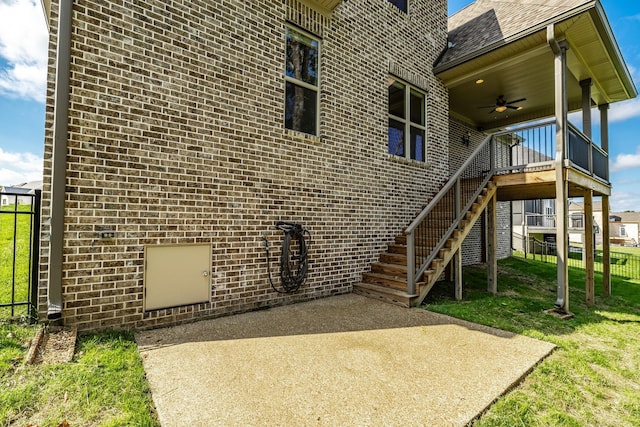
left=410, top=180, right=497, bottom=306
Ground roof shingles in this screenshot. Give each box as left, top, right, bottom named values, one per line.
left=438, top=0, right=592, bottom=68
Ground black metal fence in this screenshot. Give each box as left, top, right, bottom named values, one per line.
left=0, top=190, right=41, bottom=319
left=523, top=236, right=640, bottom=280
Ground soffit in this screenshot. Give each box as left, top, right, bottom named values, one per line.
left=302, top=0, right=343, bottom=13
left=437, top=2, right=637, bottom=131
left=41, top=0, right=50, bottom=26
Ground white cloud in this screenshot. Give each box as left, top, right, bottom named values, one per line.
left=0, top=0, right=48, bottom=103
left=611, top=146, right=640, bottom=172
left=609, top=97, right=640, bottom=123
left=610, top=190, right=640, bottom=212
left=0, top=147, right=42, bottom=185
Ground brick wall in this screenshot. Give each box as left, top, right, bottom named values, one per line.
left=40, top=0, right=450, bottom=330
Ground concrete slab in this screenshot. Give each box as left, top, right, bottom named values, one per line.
left=136, top=294, right=555, bottom=426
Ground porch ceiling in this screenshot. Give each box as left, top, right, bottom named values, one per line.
left=436, top=2, right=637, bottom=131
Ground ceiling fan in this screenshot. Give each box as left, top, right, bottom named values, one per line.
left=479, top=95, right=526, bottom=113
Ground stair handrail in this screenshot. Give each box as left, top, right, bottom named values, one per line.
left=404, top=133, right=495, bottom=295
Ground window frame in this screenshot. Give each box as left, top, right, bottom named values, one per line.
left=388, top=76, right=427, bottom=163
left=284, top=25, right=321, bottom=137
left=388, top=0, right=408, bottom=13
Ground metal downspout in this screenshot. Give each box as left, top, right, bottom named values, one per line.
left=47, top=0, right=73, bottom=320
left=548, top=24, right=570, bottom=312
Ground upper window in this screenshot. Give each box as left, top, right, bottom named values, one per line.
left=285, top=26, right=320, bottom=136
left=388, top=0, right=407, bottom=13
left=388, top=77, right=426, bottom=162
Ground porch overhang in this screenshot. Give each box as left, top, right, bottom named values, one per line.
left=436, top=1, right=637, bottom=131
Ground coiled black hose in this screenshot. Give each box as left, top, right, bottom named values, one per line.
left=264, top=222, right=310, bottom=293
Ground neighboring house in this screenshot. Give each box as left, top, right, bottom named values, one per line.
left=609, top=212, right=640, bottom=247
left=512, top=199, right=557, bottom=251
left=517, top=199, right=640, bottom=248
left=38, top=0, right=635, bottom=329
left=0, top=181, right=43, bottom=206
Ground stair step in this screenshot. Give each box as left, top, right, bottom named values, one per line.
left=353, top=282, right=416, bottom=308
left=362, top=272, right=408, bottom=290
left=371, top=262, right=407, bottom=275
left=387, top=244, right=409, bottom=254
left=380, top=252, right=407, bottom=265
left=395, top=235, right=442, bottom=245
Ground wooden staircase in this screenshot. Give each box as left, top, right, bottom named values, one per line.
left=353, top=180, right=497, bottom=307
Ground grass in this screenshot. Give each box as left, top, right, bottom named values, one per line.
left=521, top=245, right=640, bottom=280
left=601, top=245, right=640, bottom=256
left=0, top=322, right=159, bottom=426
left=1, top=204, right=34, bottom=318
left=1, top=254, right=638, bottom=425
left=423, top=257, right=640, bottom=426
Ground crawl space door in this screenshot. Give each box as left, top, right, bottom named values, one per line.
left=144, top=244, right=211, bottom=311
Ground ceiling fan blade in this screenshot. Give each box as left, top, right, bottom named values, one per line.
left=507, top=105, right=520, bottom=110
left=478, top=105, right=497, bottom=109
left=488, top=108, right=496, bottom=114
left=506, top=98, right=526, bottom=104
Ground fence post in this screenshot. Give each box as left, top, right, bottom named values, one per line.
left=30, top=190, right=42, bottom=321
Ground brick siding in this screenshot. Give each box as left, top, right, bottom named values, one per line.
left=40, top=0, right=450, bottom=330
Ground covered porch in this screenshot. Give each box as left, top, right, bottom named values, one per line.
left=436, top=0, right=637, bottom=313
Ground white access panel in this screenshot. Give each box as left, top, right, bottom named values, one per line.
left=144, top=244, right=212, bottom=311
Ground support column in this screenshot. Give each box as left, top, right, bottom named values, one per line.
left=584, top=190, right=594, bottom=305
left=549, top=30, right=570, bottom=313
left=600, top=103, right=611, bottom=296
left=454, top=247, right=463, bottom=301
left=487, top=193, right=497, bottom=294
left=580, top=79, right=593, bottom=138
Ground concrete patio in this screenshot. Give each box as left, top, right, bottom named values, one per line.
left=136, top=294, right=555, bottom=426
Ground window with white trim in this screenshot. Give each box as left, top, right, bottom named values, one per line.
left=388, top=77, right=426, bottom=162
left=388, top=0, right=407, bottom=13
left=285, top=26, right=320, bottom=136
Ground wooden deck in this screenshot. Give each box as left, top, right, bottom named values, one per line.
left=494, top=167, right=611, bottom=201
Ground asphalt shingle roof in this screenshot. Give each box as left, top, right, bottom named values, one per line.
left=437, top=0, right=592, bottom=69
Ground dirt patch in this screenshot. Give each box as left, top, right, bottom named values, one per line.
left=27, top=326, right=77, bottom=365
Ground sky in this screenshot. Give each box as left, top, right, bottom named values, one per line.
left=0, top=0, right=639, bottom=211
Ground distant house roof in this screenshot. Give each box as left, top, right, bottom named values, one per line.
left=437, top=0, right=593, bottom=69
left=569, top=200, right=640, bottom=222
left=569, top=200, right=603, bottom=213
left=614, top=212, right=640, bottom=223
left=1, top=186, right=33, bottom=195
left=13, top=181, right=43, bottom=191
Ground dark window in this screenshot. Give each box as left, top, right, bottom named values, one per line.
left=388, top=77, right=427, bottom=162
left=285, top=27, right=319, bottom=135
left=388, top=0, right=407, bottom=12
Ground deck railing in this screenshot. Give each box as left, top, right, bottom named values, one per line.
left=491, top=119, right=608, bottom=182
left=403, top=119, right=610, bottom=294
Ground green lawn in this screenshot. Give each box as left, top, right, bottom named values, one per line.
left=521, top=245, right=640, bottom=280
left=423, top=257, right=640, bottom=426
left=2, top=255, right=638, bottom=425
left=0, top=323, right=159, bottom=426
left=0, top=204, right=34, bottom=318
